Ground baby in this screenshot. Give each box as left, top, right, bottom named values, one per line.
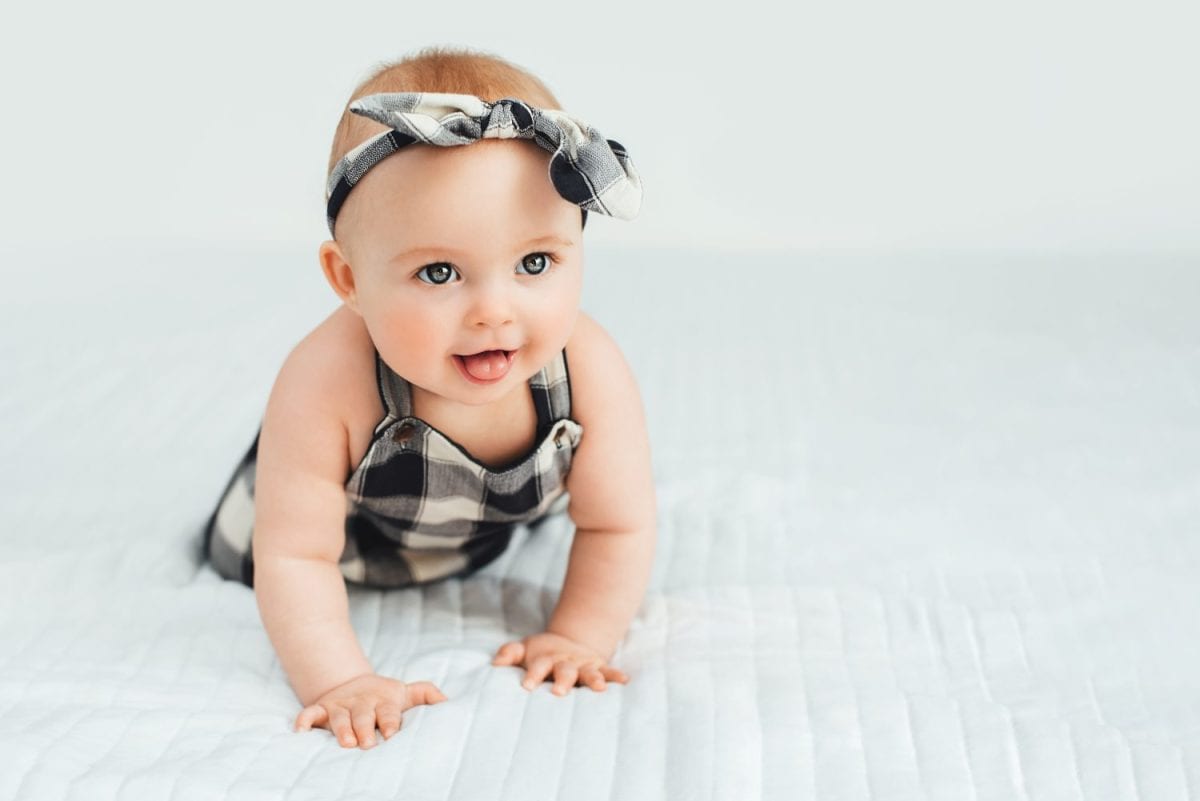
left=202, top=45, right=657, bottom=750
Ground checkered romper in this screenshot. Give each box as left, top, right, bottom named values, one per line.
left=203, top=347, right=583, bottom=589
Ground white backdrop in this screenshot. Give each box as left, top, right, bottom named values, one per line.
left=2, top=4, right=1200, bottom=796
left=1, top=0, right=1197, bottom=254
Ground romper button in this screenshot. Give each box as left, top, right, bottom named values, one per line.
left=554, top=428, right=568, bottom=450
left=393, top=422, right=417, bottom=445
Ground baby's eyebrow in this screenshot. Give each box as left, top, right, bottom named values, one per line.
left=391, top=235, right=574, bottom=263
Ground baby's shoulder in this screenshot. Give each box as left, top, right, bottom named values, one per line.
left=269, top=303, right=374, bottom=428
left=564, top=310, right=642, bottom=423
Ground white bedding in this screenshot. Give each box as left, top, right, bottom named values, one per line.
left=1, top=242, right=1197, bottom=800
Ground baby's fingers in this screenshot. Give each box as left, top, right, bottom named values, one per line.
left=295, top=704, right=329, bottom=732
left=376, top=701, right=403, bottom=740
left=492, top=641, right=525, bottom=666
left=350, top=700, right=380, bottom=749
left=601, top=666, right=630, bottom=684
left=579, top=665, right=608, bottom=691
left=521, top=655, right=557, bottom=689
left=551, top=663, right=580, bottom=696
left=405, top=680, right=449, bottom=708
left=329, top=706, right=358, bottom=748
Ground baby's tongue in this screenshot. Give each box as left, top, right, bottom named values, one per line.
left=462, top=350, right=509, bottom=380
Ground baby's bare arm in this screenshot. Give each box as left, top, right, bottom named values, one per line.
left=254, top=554, right=372, bottom=705
left=492, top=313, right=657, bottom=693
left=250, top=339, right=446, bottom=748
left=252, top=338, right=376, bottom=703
left=554, top=314, right=657, bottom=657
left=257, top=552, right=450, bottom=749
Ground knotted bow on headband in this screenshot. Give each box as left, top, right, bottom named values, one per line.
left=325, top=91, right=643, bottom=237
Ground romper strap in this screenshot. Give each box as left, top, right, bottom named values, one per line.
left=373, top=346, right=413, bottom=418
left=531, top=348, right=574, bottom=428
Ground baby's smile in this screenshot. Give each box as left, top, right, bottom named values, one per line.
left=453, top=348, right=518, bottom=384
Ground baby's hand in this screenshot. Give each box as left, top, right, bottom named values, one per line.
left=294, top=672, right=448, bottom=749
left=492, top=632, right=629, bottom=696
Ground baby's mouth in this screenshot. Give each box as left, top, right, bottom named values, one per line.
left=454, top=349, right=516, bottom=382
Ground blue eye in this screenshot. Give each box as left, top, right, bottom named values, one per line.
left=416, top=263, right=458, bottom=285
left=517, top=252, right=554, bottom=275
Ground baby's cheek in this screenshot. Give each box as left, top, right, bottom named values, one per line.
left=399, top=315, right=444, bottom=351
left=549, top=285, right=583, bottom=338
left=367, top=305, right=451, bottom=375
left=377, top=301, right=443, bottom=345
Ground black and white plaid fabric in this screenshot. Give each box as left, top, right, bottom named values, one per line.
left=204, top=348, right=582, bottom=589
left=325, top=91, right=643, bottom=236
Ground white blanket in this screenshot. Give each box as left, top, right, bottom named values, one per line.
left=1, top=243, right=1197, bottom=800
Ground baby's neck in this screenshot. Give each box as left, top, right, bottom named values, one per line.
left=409, top=379, right=529, bottom=426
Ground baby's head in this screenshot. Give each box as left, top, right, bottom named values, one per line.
left=318, top=45, right=625, bottom=409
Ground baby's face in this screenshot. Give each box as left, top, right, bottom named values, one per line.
left=332, top=139, right=584, bottom=409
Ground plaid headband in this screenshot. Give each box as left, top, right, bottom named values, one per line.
left=324, top=91, right=643, bottom=237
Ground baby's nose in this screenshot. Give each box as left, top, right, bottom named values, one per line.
left=466, top=285, right=515, bottom=328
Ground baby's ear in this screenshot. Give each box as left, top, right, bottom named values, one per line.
left=319, top=239, right=359, bottom=312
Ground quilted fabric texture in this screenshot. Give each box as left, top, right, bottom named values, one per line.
left=0, top=243, right=1197, bottom=800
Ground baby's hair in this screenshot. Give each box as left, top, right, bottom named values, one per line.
left=326, top=45, right=564, bottom=184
